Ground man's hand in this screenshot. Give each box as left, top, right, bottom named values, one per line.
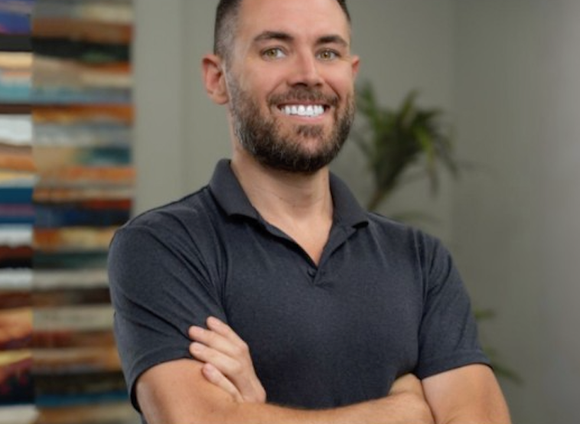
left=188, top=317, right=266, bottom=404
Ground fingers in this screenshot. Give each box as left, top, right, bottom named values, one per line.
left=189, top=340, right=243, bottom=378
left=188, top=317, right=266, bottom=403
left=188, top=331, right=258, bottom=396
left=189, top=317, right=249, bottom=359
left=201, top=362, right=243, bottom=402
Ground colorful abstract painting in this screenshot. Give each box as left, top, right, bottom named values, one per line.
left=0, top=1, right=36, bottom=423
left=3, top=0, right=135, bottom=422
left=30, top=1, right=135, bottom=423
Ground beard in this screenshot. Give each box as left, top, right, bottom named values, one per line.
left=226, top=76, right=355, bottom=174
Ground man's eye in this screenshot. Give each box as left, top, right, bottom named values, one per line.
left=318, top=50, right=338, bottom=61
left=263, top=48, right=285, bottom=59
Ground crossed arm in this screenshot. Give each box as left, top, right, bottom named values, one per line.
left=136, top=317, right=510, bottom=424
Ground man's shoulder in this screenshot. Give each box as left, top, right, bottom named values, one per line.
left=127, top=186, right=214, bottom=227
left=114, top=185, right=222, bottom=243
left=364, top=211, right=430, bottom=240
left=363, top=211, right=447, bottom=258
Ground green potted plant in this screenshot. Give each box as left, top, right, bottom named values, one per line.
left=353, top=80, right=458, bottom=212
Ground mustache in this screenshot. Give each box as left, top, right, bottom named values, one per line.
left=268, top=88, right=339, bottom=107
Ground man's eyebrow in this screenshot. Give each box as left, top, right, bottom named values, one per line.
left=252, top=32, right=349, bottom=48
left=317, top=35, right=349, bottom=48
left=253, top=31, right=294, bottom=43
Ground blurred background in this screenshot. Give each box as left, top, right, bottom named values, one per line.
left=135, top=1, right=580, bottom=424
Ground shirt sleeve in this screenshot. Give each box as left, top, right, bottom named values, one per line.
left=107, top=223, right=227, bottom=412
left=414, top=233, right=491, bottom=379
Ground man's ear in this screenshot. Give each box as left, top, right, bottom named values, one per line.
left=202, top=54, right=229, bottom=105
left=351, top=55, right=360, bottom=80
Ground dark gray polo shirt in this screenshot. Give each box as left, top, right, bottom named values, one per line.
left=108, top=159, right=489, bottom=415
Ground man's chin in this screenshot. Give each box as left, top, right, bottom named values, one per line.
left=259, top=159, right=328, bottom=175
left=256, top=145, right=338, bottom=174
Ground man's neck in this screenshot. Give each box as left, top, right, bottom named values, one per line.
left=231, top=153, right=333, bottom=222
left=230, top=152, right=333, bottom=264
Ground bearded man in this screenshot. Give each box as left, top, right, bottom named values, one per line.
left=108, top=0, right=511, bottom=423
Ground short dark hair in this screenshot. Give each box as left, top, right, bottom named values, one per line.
left=214, top=0, right=351, bottom=62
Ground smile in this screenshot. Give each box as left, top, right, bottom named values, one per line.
left=279, top=104, right=326, bottom=118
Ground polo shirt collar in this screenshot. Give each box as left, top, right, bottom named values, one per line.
left=328, top=172, right=369, bottom=228
left=209, top=159, right=259, bottom=219
left=209, top=159, right=369, bottom=228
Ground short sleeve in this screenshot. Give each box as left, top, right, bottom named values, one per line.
left=414, top=235, right=491, bottom=379
left=107, top=224, right=226, bottom=412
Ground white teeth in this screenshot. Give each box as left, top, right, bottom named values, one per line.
left=282, top=105, right=325, bottom=117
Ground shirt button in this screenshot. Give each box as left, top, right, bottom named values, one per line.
left=307, top=269, right=316, bottom=277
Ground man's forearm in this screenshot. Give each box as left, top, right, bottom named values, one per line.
left=138, top=359, right=434, bottom=424
left=185, top=319, right=434, bottom=424
left=195, top=391, right=433, bottom=424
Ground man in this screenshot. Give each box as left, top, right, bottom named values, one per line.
left=108, top=0, right=511, bottom=423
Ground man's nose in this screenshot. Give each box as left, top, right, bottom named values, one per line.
left=287, top=52, right=324, bottom=87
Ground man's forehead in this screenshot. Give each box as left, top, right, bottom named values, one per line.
left=237, top=0, right=350, bottom=41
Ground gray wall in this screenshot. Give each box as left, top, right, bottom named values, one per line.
left=453, top=1, right=580, bottom=423
left=133, top=0, right=188, bottom=212
left=133, top=1, right=580, bottom=423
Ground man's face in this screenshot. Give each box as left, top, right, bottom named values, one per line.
left=224, top=0, right=359, bottom=174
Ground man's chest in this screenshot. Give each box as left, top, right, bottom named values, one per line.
left=219, top=239, right=424, bottom=407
